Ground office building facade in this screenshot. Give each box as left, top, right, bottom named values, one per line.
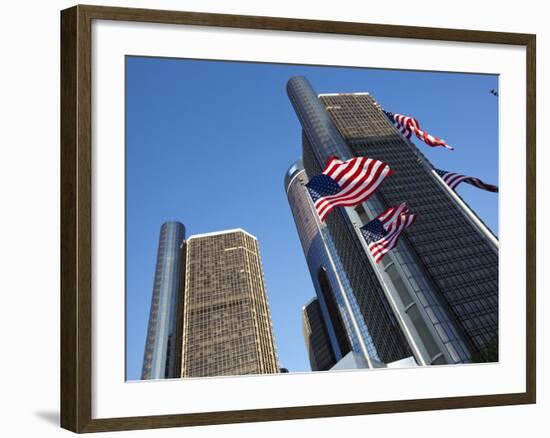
left=181, top=229, right=279, bottom=377
left=141, top=221, right=186, bottom=379
left=286, top=76, right=498, bottom=365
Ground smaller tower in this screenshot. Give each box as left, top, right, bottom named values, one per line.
left=141, top=221, right=186, bottom=380
left=302, top=298, right=337, bottom=371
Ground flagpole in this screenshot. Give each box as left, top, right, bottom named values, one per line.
left=377, top=103, right=498, bottom=253
left=347, top=206, right=427, bottom=366
left=431, top=170, right=499, bottom=250
left=302, top=181, right=375, bottom=369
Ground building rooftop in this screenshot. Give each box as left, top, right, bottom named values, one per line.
left=187, top=228, right=257, bottom=241
left=318, top=92, right=370, bottom=97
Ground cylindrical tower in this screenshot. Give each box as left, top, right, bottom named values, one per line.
left=141, top=221, right=186, bottom=379
left=285, top=159, right=381, bottom=367
left=286, top=76, right=353, bottom=164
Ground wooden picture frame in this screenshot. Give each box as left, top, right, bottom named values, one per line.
left=60, top=4, right=536, bottom=433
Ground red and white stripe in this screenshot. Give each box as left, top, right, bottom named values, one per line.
left=376, top=202, right=409, bottom=227
left=315, top=156, right=393, bottom=221
left=439, top=171, right=498, bottom=192
left=368, top=212, right=417, bottom=264
left=393, top=113, right=454, bottom=151
left=441, top=172, right=471, bottom=190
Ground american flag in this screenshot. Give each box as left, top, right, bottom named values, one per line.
left=434, top=168, right=498, bottom=193
left=384, top=110, right=454, bottom=151
left=306, top=156, right=393, bottom=222
left=360, top=203, right=416, bottom=264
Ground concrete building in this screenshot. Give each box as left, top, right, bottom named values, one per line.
left=181, top=229, right=279, bottom=377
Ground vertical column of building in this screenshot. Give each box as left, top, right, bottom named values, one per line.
left=242, top=233, right=280, bottom=374
left=172, top=239, right=186, bottom=377
left=181, top=230, right=279, bottom=377
left=141, top=221, right=186, bottom=380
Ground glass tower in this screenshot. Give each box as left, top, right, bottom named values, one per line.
left=285, top=160, right=381, bottom=366
left=141, top=221, right=186, bottom=379
left=286, top=76, right=498, bottom=365
left=302, top=298, right=337, bottom=371
left=181, top=229, right=279, bottom=377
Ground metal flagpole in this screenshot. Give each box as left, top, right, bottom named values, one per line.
left=302, top=181, right=375, bottom=369
left=347, top=206, right=428, bottom=366
left=312, top=148, right=426, bottom=365
left=430, top=170, right=499, bottom=251
left=375, top=102, right=499, bottom=253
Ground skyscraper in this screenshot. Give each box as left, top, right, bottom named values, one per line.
left=181, top=229, right=279, bottom=377
left=302, top=298, right=337, bottom=371
left=141, top=221, right=186, bottom=379
left=286, top=76, right=498, bottom=365
left=285, top=159, right=381, bottom=368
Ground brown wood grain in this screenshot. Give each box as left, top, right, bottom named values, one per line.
left=60, top=5, right=78, bottom=432
left=60, top=4, right=536, bottom=433
left=525, top=33, right=536, bottom=405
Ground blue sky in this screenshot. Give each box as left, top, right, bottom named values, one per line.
left=126, top=56, right=498, bottom=379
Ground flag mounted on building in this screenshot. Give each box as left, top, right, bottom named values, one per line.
left=360, top=203, right=416, bottom=264
left=434, top=168, right=498, bottom=193
left=383, top=110, right=454, bottom=151
left=306, top=156, right=393, bottom=222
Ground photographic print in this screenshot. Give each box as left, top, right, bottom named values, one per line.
left=125, top=57, right=499, bottom=381
left=60, top=6, right=535, bottom=432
